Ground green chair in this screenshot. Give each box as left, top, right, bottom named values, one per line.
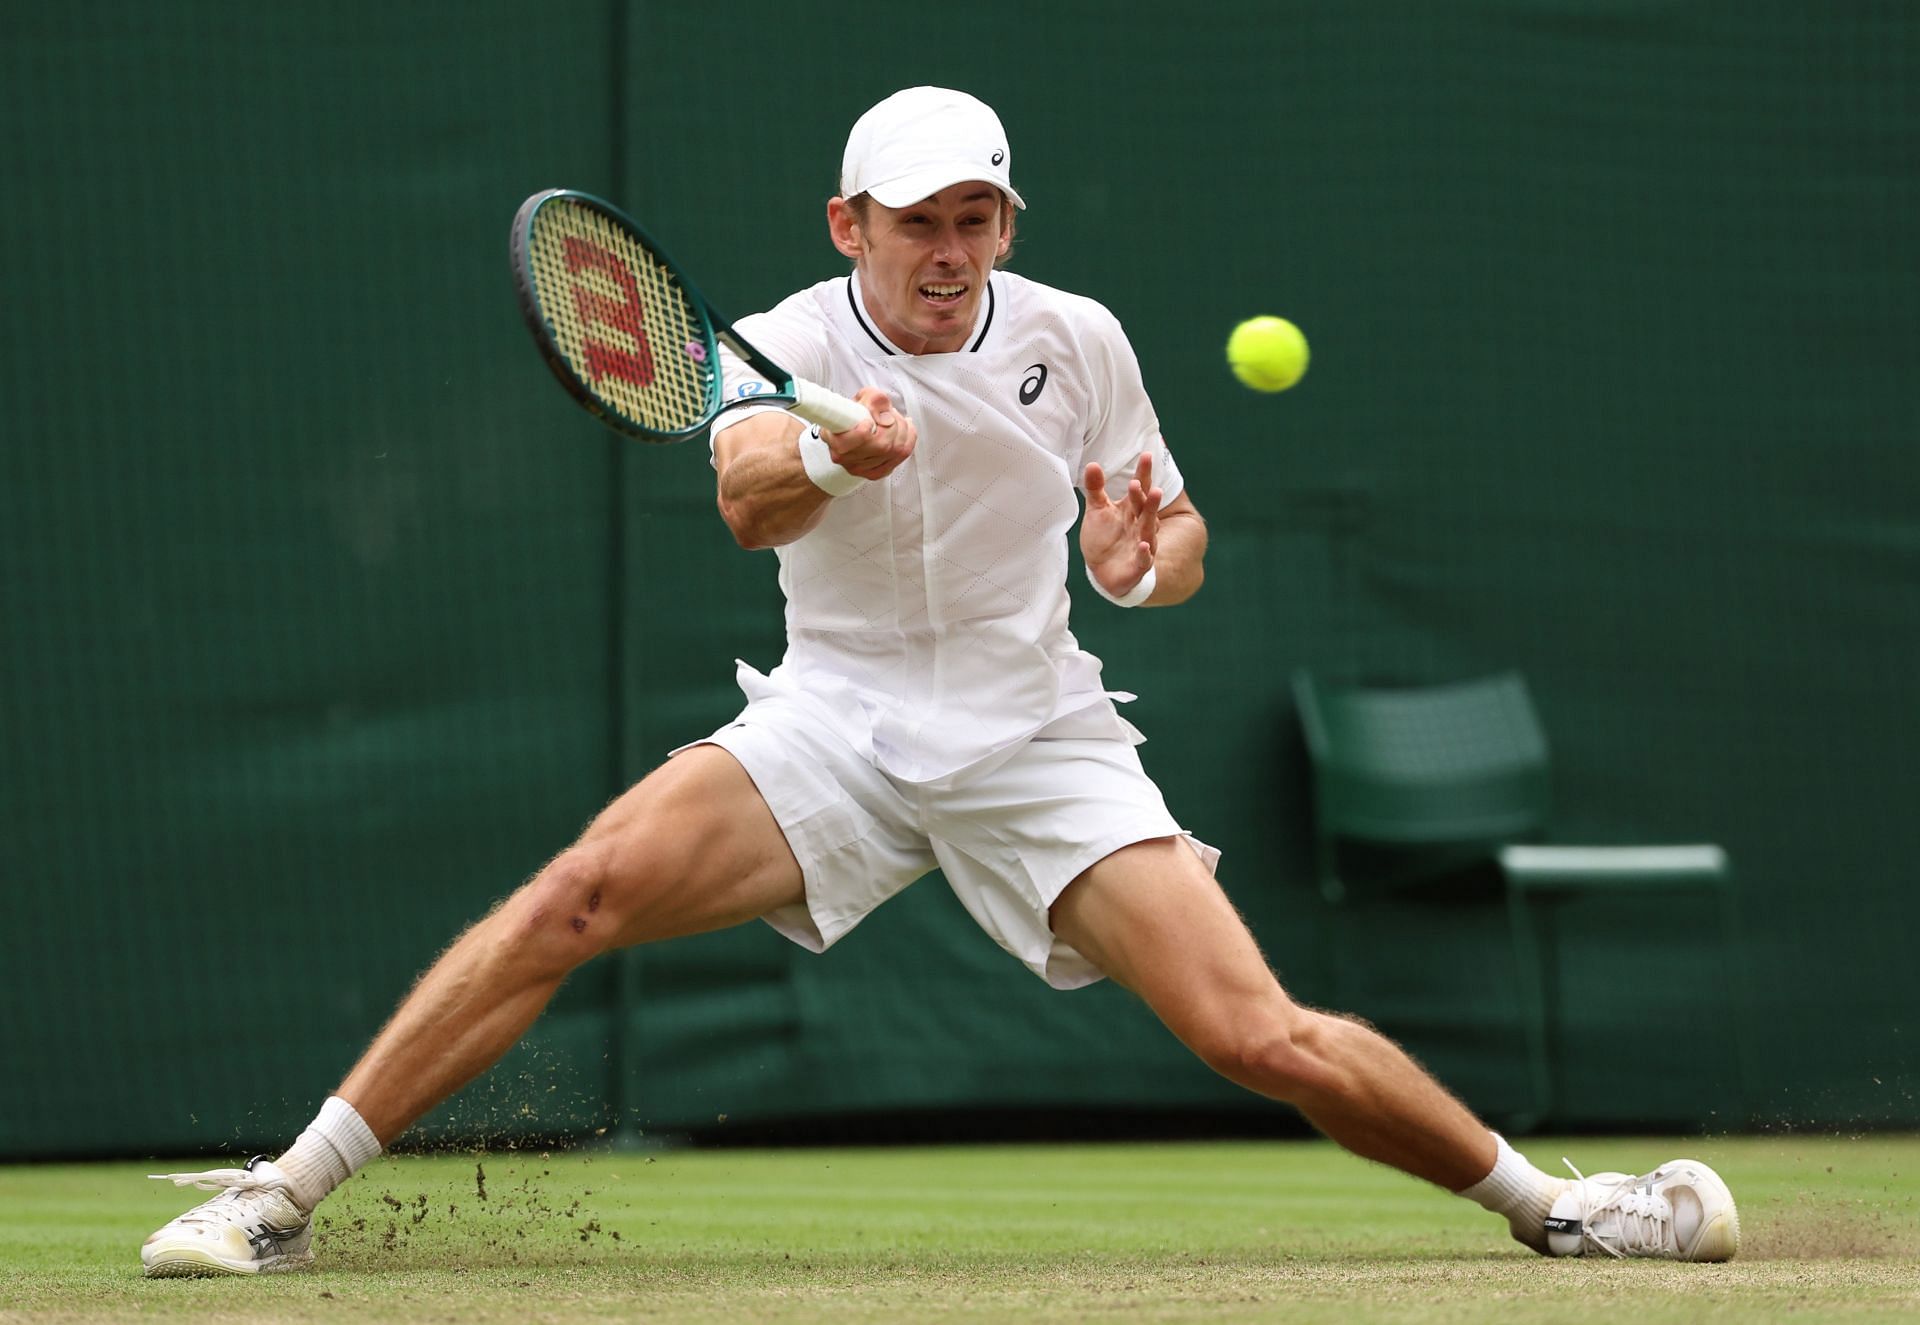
left=1291, top=668, right=1748, bottom=1128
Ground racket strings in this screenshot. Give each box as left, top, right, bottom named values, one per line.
left=525, top=201, right=713, bottom=434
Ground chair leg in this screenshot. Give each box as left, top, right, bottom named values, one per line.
left=1506, top=889, right=1553, bottom=1131
left=1716, top=883, right=1755, bottom=1126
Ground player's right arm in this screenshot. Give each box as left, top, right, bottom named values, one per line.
left=714, top=388, right=915, bottom=549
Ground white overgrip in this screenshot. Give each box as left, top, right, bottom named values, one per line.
left=788, top=378, right=871, bottom=435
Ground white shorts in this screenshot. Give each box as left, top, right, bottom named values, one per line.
left=680, top=685, right=1220, bottom=990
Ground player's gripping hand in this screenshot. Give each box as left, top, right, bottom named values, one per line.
left=822, top=387, right=916, bottom=480
left=1081, top=452, right=1161, bottom=599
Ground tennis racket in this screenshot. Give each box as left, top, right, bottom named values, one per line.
left=510, top=188, right=869, bottom=443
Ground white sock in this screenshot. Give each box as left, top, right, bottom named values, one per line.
left=272, top=1096, right=383, bottom=1212
left=1457, top=1133, right=1562, bottom=1232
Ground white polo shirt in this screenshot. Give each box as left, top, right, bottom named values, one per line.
left=710, top=269, right=1184, bottom=787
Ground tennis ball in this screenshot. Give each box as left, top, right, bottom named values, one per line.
left=1227, top=316, right=1309, bottom=393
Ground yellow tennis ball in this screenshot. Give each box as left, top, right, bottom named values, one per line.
left=1227, top=316, right=1309, bottom=392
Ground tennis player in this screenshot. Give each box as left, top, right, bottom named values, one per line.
left=141, top=87, right=1738, bottom=1276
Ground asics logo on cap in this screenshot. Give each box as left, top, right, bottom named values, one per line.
left=992, top=150, right=1005, bottom=165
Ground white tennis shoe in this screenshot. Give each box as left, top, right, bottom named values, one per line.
left=141, top=1156, right=314, bottom=1277
left=1544, top=1157, right=1740, bottom=1261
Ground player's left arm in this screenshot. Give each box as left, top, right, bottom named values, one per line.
left=1074, top=298, right=1204, bottom=607
left=1081, top=452, right=1207, bottom=607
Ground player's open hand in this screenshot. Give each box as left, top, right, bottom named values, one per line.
left=823, top=387, right=916, bottom=480
left=1080, top=452, right=1160, bottom=599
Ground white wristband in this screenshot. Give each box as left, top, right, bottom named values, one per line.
left=1087, top=562, right=1156, bottom=607
left=798, top=425, right=865, bottom=497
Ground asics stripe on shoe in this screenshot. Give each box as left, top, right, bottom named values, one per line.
left=141, top=1156, right=315, bottom=1277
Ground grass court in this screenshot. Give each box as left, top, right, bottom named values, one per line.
left=3, top=1133, right=1915, bottom=1323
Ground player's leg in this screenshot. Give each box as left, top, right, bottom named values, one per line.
left=1049, top=837, right=1497, bottom=1188
left=1048, top=837, right=1740, bottom=1261
left=143, top=744, right=803, bottom=1277
left=333, top=743, right=804, bottom=1143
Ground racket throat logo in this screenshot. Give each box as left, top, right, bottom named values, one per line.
left=563, top=236, right=656, bottom=388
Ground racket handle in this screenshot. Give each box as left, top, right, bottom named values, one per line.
left=789, top=379, right=872, bottom=435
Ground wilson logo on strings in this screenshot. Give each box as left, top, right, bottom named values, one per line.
left=563, top=237, right=655, bottom=387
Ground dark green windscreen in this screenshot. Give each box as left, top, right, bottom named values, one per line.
left=2, top=1, right=1913, bottom=1157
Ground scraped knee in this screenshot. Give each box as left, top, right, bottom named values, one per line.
left=507, top=845, right=618, bottom=973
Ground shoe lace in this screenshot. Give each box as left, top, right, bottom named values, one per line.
left=147, top=1163, right=294, bottom=1229
left=1561, top=1158, right=1674, bottom=1258
left=149, top=1165, right=273, bottom=1194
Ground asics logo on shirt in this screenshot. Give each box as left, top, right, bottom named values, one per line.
left=1019, top=363, right=1049, bottom=405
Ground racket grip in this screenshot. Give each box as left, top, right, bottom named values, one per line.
left=789, top=379, right=872, bottom=435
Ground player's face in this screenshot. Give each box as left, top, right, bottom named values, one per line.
left=831, top=184, right=1013, bottom=355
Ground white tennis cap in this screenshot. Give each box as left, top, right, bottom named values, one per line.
left=841, top=87, right=1026, bottom=211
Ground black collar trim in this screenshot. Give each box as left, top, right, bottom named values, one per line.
left=846, top=280, right=895, bottom=356
left=969, top=278, right=997, bottom=352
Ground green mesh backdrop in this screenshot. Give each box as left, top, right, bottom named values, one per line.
left=1, top=1, right=1914, bottom=1159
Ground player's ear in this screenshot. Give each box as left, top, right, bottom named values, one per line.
left=996, top=197, right=1015, bottom=259
left=828, top=196, right=865, bottom=260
